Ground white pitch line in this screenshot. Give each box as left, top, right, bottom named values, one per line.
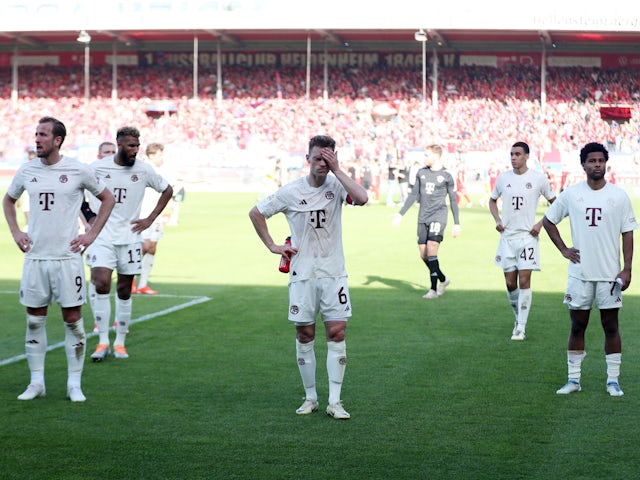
left=0, top=295, right=211, bottom=367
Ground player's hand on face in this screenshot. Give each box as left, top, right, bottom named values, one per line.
left=321, top=148, right=339, bottom=172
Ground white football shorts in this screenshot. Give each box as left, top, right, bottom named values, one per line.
left=20, top=257, right=86, bottom=308
left=85, top=241, right=143, bottom=275
left=288, top=276, right=352, bottom=325
left=494, top=235, right=541, bottom=272
left=141, top=221, right=164, bottom=242
left=563, top=276, right=623, bottom=310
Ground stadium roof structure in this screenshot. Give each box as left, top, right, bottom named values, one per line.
left=0, top=0, right=639, bottom=55
left=1, top=28, right=640, bottom=56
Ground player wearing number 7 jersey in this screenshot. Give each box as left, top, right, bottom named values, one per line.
left=85, top=127, right=172, bottom=362
left=249, top=134, right=368, bottom=420
left=489, top=141, right=556, bottom=341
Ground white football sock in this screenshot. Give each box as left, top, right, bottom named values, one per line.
left=296, top=339, right=317, bottom=401
left=507, top=288, right=519, bottom=322
left=517, top=288, right=532, bottom=331
left=606, top=353, right=622, bottom=384
left=327, top=340, right=347, bottom=405
left=88, top=282, right=97, bottom=314
left=25, top=314, right=47, bottom=386
left=138, top=253, right=154, bottom=288
left=93, top=293, right=112, bottom=345
left=114, top=297, right=132, bottom=346
left=567, top=350, right=586, bottom=382
left=64, top=319, right=86, bottom=387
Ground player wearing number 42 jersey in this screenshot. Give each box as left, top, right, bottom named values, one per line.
left=489, top=141, right=556, bottom=341
left=85, top=126, right=172, bottom=362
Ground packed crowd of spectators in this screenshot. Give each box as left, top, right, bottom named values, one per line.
left=2, top=64, right=640, bottom=103
left=0, top=64, right=638, bottom=172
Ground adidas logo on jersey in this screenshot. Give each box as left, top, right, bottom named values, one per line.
left=299, top=199, right=307, bottom=205
left=30, top=177, right=38, bottom=182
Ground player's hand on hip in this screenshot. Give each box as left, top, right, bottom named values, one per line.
left=14, top=231, right=32, bottom=252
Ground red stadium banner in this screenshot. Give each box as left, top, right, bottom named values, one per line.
left=599, top=106, right=632, bottom=122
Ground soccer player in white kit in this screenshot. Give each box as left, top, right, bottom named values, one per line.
left=135, top=142, right=174, bottom=295
left=543, top=142, right=637, bottom=397
left=489, top=142, right=556, bottom=341
left=2, top=116, right=115, bottom=402
left=86, top=127, right=173, bottom=362
left=249, top=135, right=368, bottom=419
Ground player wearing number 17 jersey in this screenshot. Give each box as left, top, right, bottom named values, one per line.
left=489, top=142, right=556, bottom=341
left=249, top=134, right=368, bottom=420
left=85, top=126, right=172, bottom=362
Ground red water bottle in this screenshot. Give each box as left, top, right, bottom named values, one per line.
left=279, top=236, right=291, bottom=273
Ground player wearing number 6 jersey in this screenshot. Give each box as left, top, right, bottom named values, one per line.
left=489, top=141, right=556, bottom=341
left=85, top=126, right=172, bottom=362
left=3, top=116, right=115, bottom=402
left=249, top=134, right=368, bottom=420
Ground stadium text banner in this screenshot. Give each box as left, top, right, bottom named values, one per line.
left=3, top=51, right=640, bottom=69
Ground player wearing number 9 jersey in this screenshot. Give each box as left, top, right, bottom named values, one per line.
left=3, top=116, right=115, bottom=402
left=249, top=134, right=368, bottom=420
left=85, top=126, right=172, bottom=362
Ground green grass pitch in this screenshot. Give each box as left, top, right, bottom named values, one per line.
left=1, top=191, right=640, bottom=479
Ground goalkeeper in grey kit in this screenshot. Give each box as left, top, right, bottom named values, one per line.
left=393, top=144, right=460, bottom=299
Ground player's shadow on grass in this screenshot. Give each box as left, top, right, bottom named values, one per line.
left=362, top=275, right=423, bottom=292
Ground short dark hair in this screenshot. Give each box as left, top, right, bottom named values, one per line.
left=39, top=116, right=67, bottom=146
left=512, top=141, right=530, bottom=154
left=580, top=142, right=608, bottom=164
left=98, top=141, right=115, bottom=151
left=308, top=135, right=335, bottom=153
left=116, top=126, right=140, bottom=141
left=146, top=142, right=164, bottom=156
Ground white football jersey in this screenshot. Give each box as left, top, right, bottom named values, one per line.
left=6, top=156, right=106, bottom=259
left=491, top=169, right=555, bottom=239
left=88, top=155, right=169, bottom=245
left=544, top=181, right=638, bottom=280
left=257, top=174, right=348, bottom=282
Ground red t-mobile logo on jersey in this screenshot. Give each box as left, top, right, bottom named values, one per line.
left=39, top=192, right=55, bottom=210
left=585, top=207, right=602, bottom=226
left=511, top=196, right=524, bottom=210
